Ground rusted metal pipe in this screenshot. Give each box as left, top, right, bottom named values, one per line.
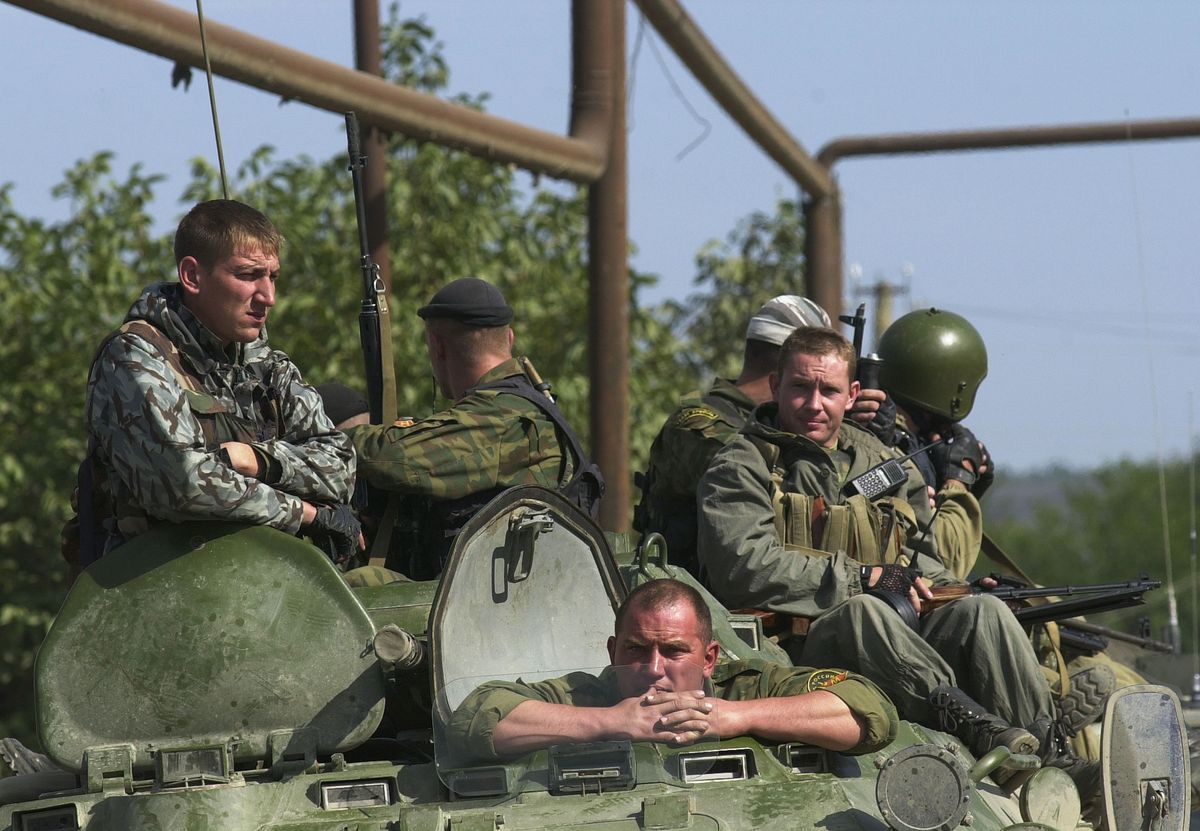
left=807, top=116, right=1200, bottom=318
left=578, top=0, right=631, bottom=531
left=802, top=192, right=843, bottom=319
left=817, top=117, right=1200, bottom=166
left=634, top=0, right=835, bottom=199
left=9, top=0, right=607, bottom=182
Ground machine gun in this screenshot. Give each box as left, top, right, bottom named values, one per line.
left=926, top=574, right=1161, bottom=627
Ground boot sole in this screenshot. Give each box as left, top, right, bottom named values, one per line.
left=1057, top=665, right=1115, bottom=736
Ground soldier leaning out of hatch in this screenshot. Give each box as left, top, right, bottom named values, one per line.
left=343, top=277, right=602, bottom=583
left=635, top=295, right=890, bottom=578
left=696, top=326, right=1104, bottom=815
left=75, top=200, right=361, bottom=570
left=447, top=579, right=897, bottom=762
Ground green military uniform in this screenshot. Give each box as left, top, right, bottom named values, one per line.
left=350, top=358, right=572, bottom=500
left=697, top=403, right=1058, bottom=738
left=635, top=378, right=754, bottom=575
left=348, top=358, right=581, bottom=578
left=447, top=657, right=898, bottom=762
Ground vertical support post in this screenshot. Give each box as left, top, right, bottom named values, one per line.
left=803, top=184, right=844, bottom=320
left=353, top=0, right=392, bottom=295
left=575, top=0, right=629, bottom=531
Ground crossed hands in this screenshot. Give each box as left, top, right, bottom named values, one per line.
left=610, top=689, right=721, bottom=746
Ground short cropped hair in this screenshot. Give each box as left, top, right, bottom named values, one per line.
left=777, top=327, right=856, bottom=382
left=424, top=317, right=512, bottom=363
left=614, top=579, right=713, bottom=645
left=174, top=200, right=284, bottom=268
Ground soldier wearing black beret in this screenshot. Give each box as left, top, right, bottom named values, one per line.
left=345, top=277, right=601, bottom=584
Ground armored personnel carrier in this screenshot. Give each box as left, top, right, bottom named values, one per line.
left=0, top=487, right=1190, bottom=830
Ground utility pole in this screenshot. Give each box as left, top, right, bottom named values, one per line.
left=849, top=265, right=911, bottom=347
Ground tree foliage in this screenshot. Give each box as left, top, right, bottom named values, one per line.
left=987, top=455, right=1199, bottom=652
left=658, top=198, right=808, bottom=382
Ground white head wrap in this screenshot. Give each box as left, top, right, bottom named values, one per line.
left=745, top=295, right=831, bottom=345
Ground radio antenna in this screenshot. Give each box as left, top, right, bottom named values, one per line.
left=196, top=0, right=230, bottom=199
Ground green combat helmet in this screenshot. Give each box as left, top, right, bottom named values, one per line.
left=877, top=307, right=987, bottom=421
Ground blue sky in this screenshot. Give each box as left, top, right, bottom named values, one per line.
left=2, top=1, right=1198, bottom=472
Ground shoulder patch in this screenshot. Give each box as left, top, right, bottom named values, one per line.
left=392, top=417, right=416, bottom=428
left=806, top=669, right=849, bottom=691
left=669, top=405, right=722, bottom=428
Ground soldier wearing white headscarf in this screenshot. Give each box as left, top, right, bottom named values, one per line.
left=634, top=296, right=830, bottom=577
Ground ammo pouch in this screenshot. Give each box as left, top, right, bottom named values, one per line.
left=770, top=481, right=917, bottom=566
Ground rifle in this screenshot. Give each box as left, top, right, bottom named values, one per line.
left=1057, top=619, right=1175, bottom=656
left=925, top=575, right=1161, bottom=626
left=345, top=111, right=394, bottom=425
left=838, top=302, right=882, bottom=389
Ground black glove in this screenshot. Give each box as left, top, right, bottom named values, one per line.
left=860, top=395, right=898, bottom=446
left=972, top=440, right=995, bottom=498
left=309, top=503, right=362, bottom=567
left=928, top=423, right=984, bottom=489
left=861, top=563, right=922, bottom=594
left=860, top=564, right=923, bottom=630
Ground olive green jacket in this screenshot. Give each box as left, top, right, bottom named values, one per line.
left=697, top=404, right=958, bottom=619
left=448, top=657, right=898, bottom=761
left=348, top=358, right=575, bottom=500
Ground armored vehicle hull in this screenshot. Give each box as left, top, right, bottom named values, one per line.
left=0, top=488, right=1189, bottom=831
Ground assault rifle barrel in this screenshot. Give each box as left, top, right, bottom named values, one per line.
left=345, top=111, right=385, bottom=425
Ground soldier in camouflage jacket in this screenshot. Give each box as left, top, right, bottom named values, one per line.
left=83, top=201, right=357, bottom=562
left=347, top=277, right=598, bottom=580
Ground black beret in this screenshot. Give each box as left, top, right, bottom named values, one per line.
left=417, top=277, right=514, bottom=326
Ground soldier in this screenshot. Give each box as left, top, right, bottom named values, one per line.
left=447, top=579, right=897, bottom=762
left=82, top=199, right=360, bottom=565
left=877, top=309, right=1132, bottom=756
left=635, top=296, right=891, bottom=577
left=872, top=308, right=991, bottom=579
left=347, top=276, right=601, bottom=580
left=696, top=327, right=1101, bottom=812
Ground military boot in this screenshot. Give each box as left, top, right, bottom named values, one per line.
left=927, top=686, right=1040, bottom=759
left=1055, top=664, right=1115, bottom=736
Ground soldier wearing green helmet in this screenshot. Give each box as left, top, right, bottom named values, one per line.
left=876, top=308, right=992, bottom=580
left=876, top=308, right=1134, bottom=759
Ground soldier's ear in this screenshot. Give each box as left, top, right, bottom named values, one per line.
left=703, top=641, right=719, bottom=676
left=178, top=256, right=202, bottom=296
left=606, top=635, right=617, bottom=665
left=769, top=371, right=781, bottom=397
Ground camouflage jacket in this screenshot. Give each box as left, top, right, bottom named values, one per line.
left=697, top=404, right=959, bottom=619
left=348, top=358, right=576, bottom=500
left=85, top=282, right=355, bottom=546
left=447, top=657, right=898, bottom=761
left=635, top=378, right=755, bottom=573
